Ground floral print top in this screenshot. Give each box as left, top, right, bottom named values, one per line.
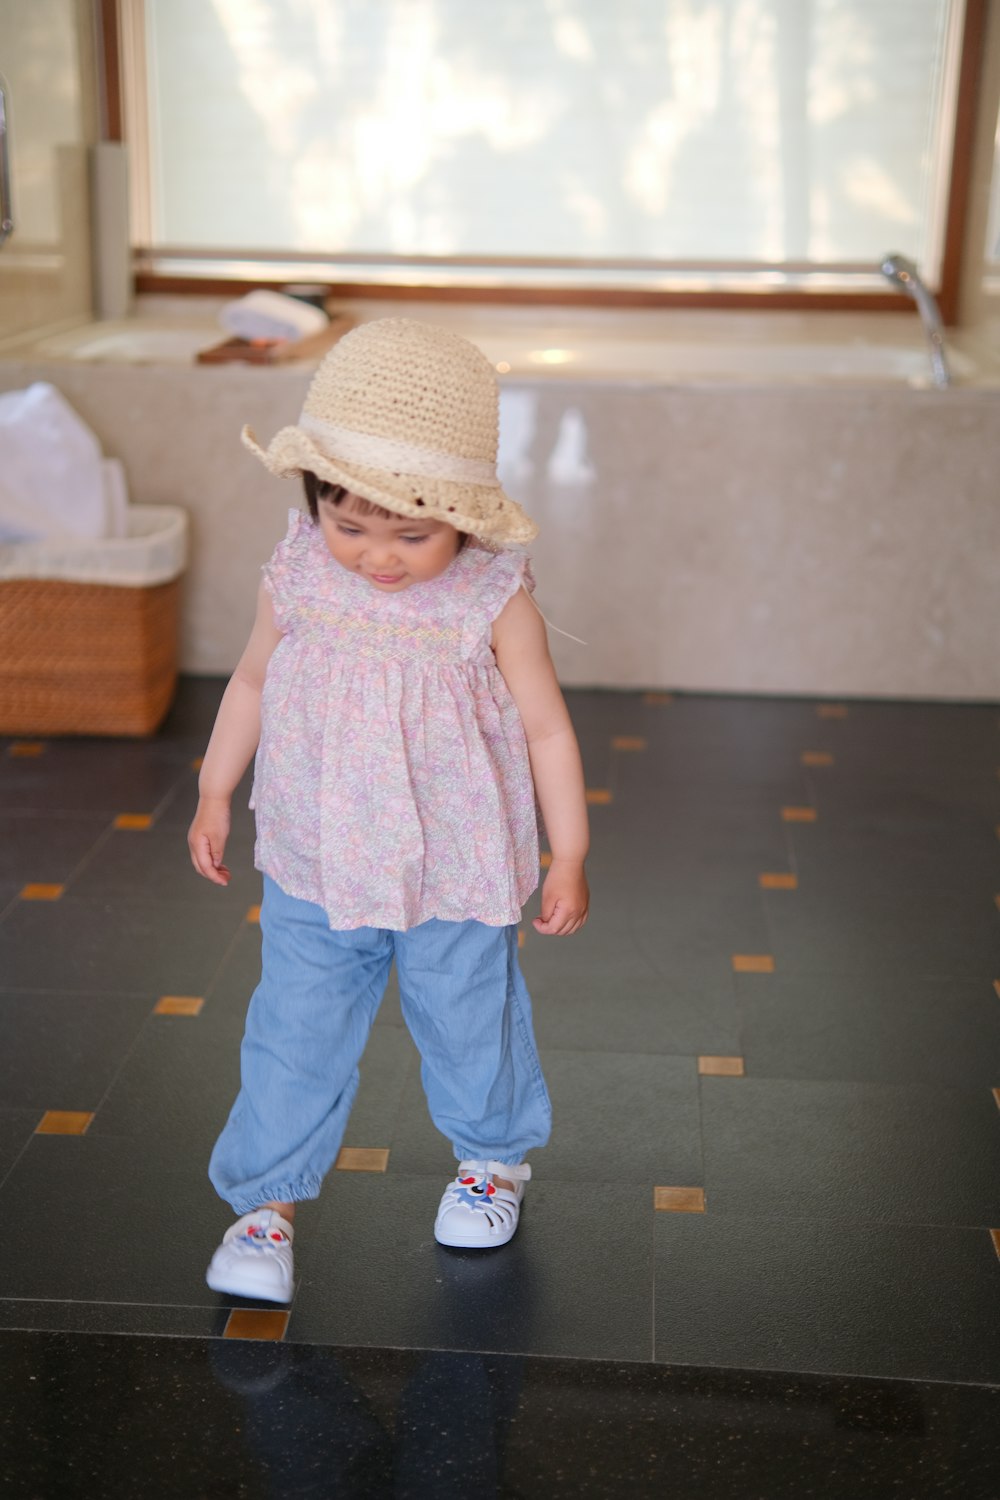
left=251, top=509, right=539, bottom=930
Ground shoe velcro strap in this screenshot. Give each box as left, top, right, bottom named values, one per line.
left=457, top=1159, right=531, bottom=1183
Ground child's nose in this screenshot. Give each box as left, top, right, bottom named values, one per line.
left=369, top=539, right=399, bottom=566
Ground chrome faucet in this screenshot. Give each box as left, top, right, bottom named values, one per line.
left=879, top=253, right=950, bottom=387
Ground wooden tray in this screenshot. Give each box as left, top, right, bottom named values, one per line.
left=196, top=315, right=355, bottom=365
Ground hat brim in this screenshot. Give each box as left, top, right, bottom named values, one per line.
left=241, top=424, right=538, bottom=545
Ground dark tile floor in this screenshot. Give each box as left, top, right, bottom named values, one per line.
left=1, top=680, right=999, bottom=1497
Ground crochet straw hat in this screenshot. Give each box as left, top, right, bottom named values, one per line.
left=241, top=317, right=537, bottom=544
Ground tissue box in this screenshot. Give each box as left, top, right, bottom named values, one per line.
left=0, top=505, right=188, bottom=737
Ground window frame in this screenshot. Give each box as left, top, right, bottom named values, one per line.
left=99, top=0, right=988, bottom=323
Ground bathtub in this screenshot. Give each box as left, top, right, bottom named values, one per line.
left=1, top=300, right=997, bottom=698
left=9, top=304, right=998, bottom=388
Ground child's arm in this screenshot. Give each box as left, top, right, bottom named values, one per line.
left=493, top=587, right=590, bottom=936
left=188, top=581, right=284, bottom=886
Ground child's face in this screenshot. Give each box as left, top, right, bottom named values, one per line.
left=318, top=490, right=462, bottom=591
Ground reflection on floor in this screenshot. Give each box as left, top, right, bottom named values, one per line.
left=1, top=680, right=998, bottom=1495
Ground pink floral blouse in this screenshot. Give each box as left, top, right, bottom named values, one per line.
left=251, top=509, right=539, bottom=930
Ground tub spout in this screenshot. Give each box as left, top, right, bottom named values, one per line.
left=879, top=253, right=951, bottom=387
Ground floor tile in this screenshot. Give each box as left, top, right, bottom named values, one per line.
left=739, top=973, right=1000, bottom=1088
left=0, top=1135, right=254, bottom=1305
left=73, top=816, right=261, bottom=907
left=527, top=961, right=741, bottom=1056
left=154, top=675, right=225, bottom=738
left=0, top=812, right=110, bottom=886
left=0, top=1109, right=39, bottom=1183
left=699, top=1076, right=1000, bottom=1226
left=87, top=1007, right=245, bottom=1151
left=1, top=1331, right=999, bottom=1500
left=341, top=1025, right=417, bottom=1150
left=34, top=1110, right=93, bottom=1135
left=0, top=992, right=154, bottom=1111
left=0, top=898, right=246, bottom=996
left=654, top=1212, right=1000, bottom=1384
left=0, top=1301, right=232, bottom=1338
left=224, top=1308, right=289, bottom=1341
left=789, top=819, right=1000, bottom=889
left=0, top=739, right=193, bottom=816
left=201, top=921, right=263, bottom=1021
left=289, top=1173, right=653, bottom=1362
left=386, top=1049, right=702, bottom=1186
left=763, top=881, right=1000, bottom=978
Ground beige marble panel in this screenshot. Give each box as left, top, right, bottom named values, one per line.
left=517, top=383, right=1000, bottom=697
left=0, top=359, right=996, bottom=700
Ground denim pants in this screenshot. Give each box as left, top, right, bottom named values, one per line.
left=210, top=876, right=552, bottom=1213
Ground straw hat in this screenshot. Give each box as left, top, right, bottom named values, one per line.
left=242, top=317, right=537, bottom=544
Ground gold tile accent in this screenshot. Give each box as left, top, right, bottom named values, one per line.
left=20, top=883, right=64, bottom=902
left=781, top=806, right=817, bottom=823
left=643, top=692, right=674, bottom=705
left=224, top=1309, right=289, bottom=1341
left=801, top=751, right=834, bottom=767
left=539, top=851, right=553, bottom=869
left=246, top=905, right=261, bottom=924
left=654, top=1186, right=705, bottom=1213
left=114, top=814, right=152, bottom=831
left=698, top=1055, right=745, bottom=1076
left=732, top=954, right=775, bottom=973
left=191, top=756, right=204, bottom=771
left=336, top=1147, right=390, bottom=1172
left=612, top=736, right=647, bottom=751
left=8, top=741, right=46, bottom=757
left=817, top=704, right=848, bottom=719
left=759, top=873, right=798, bottom=890
left=991, top=1229, right=1000, bottom=1260
left=586, top=788, right=613, bottom=805
left=36, top=1111, right=93, bottom=1136
left=154, top=996, right=204, bottom=1016
left=518, top=929, right=525, bottom=949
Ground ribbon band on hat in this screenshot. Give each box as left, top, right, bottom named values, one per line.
left=299, top=413, right=501, bottom=488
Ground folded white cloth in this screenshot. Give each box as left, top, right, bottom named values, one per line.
left=0, top=382, right=129, bottom=543
left=0, top=504, right=188, bottom=586
left=219, top=289, right=329, bottom=344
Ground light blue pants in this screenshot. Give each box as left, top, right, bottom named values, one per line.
left=210, top=876, right=552, bottom=1214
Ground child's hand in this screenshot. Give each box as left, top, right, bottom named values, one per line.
left=188, top=797, right=233, bottom=886
left=532, top=860, right=589, bottom=936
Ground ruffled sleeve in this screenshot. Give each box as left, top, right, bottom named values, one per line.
left=261, top=508, right=316, bottom=633
left=459, top=545, right=534, bottom=660
left=479, top=547, right=534, bottom=615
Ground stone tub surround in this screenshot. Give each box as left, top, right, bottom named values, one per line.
left=0, top=310, right=998, bottom=699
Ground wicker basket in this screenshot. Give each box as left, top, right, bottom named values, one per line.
left=0, top=505, right=188, bottom=738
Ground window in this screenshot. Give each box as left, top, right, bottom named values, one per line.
left=113, top=0, right=985, bottom=309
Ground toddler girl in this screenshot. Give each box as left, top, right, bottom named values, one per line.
left=189, top=317, right=589, bottom=1303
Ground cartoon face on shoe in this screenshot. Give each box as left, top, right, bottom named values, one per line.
left=453, top=1172, right=497, bottom=1210
left=243, top=1225, right=289, bottom=1247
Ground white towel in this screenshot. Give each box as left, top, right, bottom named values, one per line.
left=219, top=290, right=329, bottom=343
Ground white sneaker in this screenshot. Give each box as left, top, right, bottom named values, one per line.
left=206, top=1210, right=295, bottom=1303
left=434, top=1160, right=531, bottom=1248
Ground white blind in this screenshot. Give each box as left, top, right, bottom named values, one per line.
left=142, top=0, right=956, bottom=273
